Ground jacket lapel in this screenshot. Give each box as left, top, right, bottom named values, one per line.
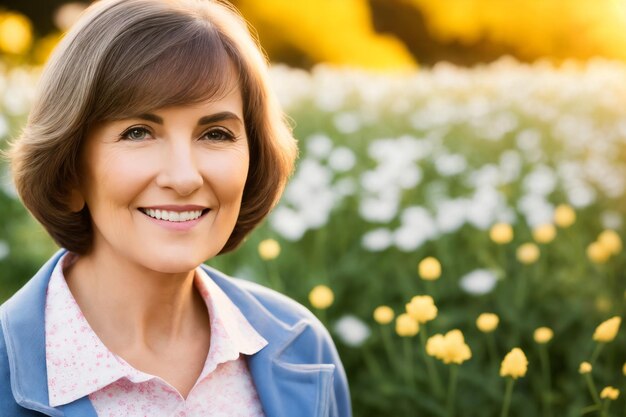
left=203, top=265, right=334, bottom=417
left=1, top=249, right=97, bottom=417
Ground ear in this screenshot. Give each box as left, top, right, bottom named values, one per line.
left=68, top=188, right=85, bottom=212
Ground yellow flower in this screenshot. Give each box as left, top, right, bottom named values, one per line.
left=489, top=223, right=513, bottom=244
left=587, top=242, right=611, bottom=264
left=500, top=348, right=528, bottom=379
left=405, top=295, right=438, bottom=324
left=395, top=313, right=419, bottom=337
left=516, top=243, right=540, bottom=264
left=373, top=306, right=395, bottom=325
left=623, top=362, right=626, bottom=376
left=426, top=333, right=445, bottom=357
left=554, top=204, right=576, bottom=228
left=426, top=329, right=472, bottom=365
left=0, top=12, right=33, bottom=54
left=600, top=386, right=620, bottom=400
left=593, top=316, right=621, bottom=343
left=258, top=238, right=281, bottom=260
left=476, top=313, right=499, bottom=333
left=598, top=230, right=622, bottom=255
left=579, top=362, right=592, bottom=374
left=533, top=327, right=554, bottom=344
left=418, top=257, right=441, bottom=280
left=308, top=285, right=334, bottom=309
left=532, top=224, right=556, bottom=244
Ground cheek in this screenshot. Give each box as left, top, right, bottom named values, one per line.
left=203, top=147, right=249, bottom=205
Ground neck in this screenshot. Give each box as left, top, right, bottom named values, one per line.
left=65, top=246, right=209, bottom=355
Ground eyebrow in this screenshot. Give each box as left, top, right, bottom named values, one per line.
left=135, top=111, right=243, bottom=126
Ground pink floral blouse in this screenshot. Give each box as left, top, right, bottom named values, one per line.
left=44, top=253, right=267, bottom=416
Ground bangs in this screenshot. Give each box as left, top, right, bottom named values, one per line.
left=89, top=18, right=239, bottom=122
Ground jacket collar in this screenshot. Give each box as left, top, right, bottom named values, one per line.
left=1, top=250, right=332, bottom=417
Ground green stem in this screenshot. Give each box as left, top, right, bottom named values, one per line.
left=265, top=259, right=284, bottom=292
left=380, top=325, right=401, bottom=375
left=591, top=343, right=605, bottom=365
left=602, top=399, right=611, bottom=417
left=446, top=365, right=459, bottom=417
left=539, top=345, right=552, bottom=417
left=419, top=325, right=444, bottom=397
left=584, top=373, right=601, bottom=406
left=580, top=405, right=602, bottom=415
left=500, top=378, right=515, bottom=417
left=402, top=337, right=415, bottom=389
left=361, top=343, right=384, bottom=379
left=315, top=307, right=327, bottom=327
left=487, top=333, right=498, bottom=369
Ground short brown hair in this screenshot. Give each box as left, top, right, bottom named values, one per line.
left=8, top=0, right=297, bottom=255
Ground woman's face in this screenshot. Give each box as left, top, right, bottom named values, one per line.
left=74, top=85, right=249, bottom=273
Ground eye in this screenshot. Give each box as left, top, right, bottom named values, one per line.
left=120, top=126, right=152, bottom=141
left=202, top=127, right=235, bottom=142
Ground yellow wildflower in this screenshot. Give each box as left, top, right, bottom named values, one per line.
left=516, top=243, right=540, bottom=264
left=426, top=329, right=472, bottom=365
left=593, top=316, right=621, bottom=343
left=587, top=242, right=611, bottom=264
left=489, top=223, right=513, bottom=244
left=500, top=348, right=528, bottom=379
left=600, top=386, right=620, bottom=400
left=405, top=295, right=438, bottom=324
left=476, top=313, right=499, bottom=333
left=623, top=362, right=626, bottom=376
left=373, top=306, right=394, bottom=325
left=418, top=257, right=441, bottom=280
left=0, top=12, right=33, bottom=54
left=598, top=230, right=622, bottom=255
left=258, top=238, right=281, bottom=260
left=308, top=285, right=334, bottom=309
left=554, top=204, right=576, bottom=228
left=426, top=333, right=445, bottom=357
left=532, top=224, right=556, bottom=244
left=533, top=327, right=554, bottom=344
left=395, top=313, right=419, bottom=337
left=579, top=362, right=592, bottom=374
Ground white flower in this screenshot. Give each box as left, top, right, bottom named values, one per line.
left=435, top=199, right=468, bottom=233
left=0, top=240, right=9, bottom=261
left=362, top=228, right=393, bottom=252
left=523, top=165, right=557, bottom=196
left=518, top=194, right=554, bottom=227
left=306, top=134, right=334, bottom=159
left=515, top=129, right=542, bottom=152
left=435, top=153, right=467, bottom=176
left=601, top=211, right=623, bottom=230
left=0, top=115, right=8, bottom=139
left=333, top=315, right=371, bottom=347
left=466, top=186, right=503, bottom=230
left=359, top=193, right=399, bottom=223
left=459, top=269, right=498, bottom=295
left=328, top=147, right=356, bottom=172
left=333, top=112, right=361, bottom=134
left=269, top=207, right=307, bottom=241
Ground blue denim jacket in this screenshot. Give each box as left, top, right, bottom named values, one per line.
left=0, top=250, right=352, bottom=417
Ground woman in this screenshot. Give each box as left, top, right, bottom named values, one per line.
left=0, top=0, right=351, bottom=416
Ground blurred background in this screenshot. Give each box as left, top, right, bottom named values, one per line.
left=2, top=1, right=626, bottom=416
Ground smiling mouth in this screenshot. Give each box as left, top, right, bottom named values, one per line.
left=138, top=208, right=209, bottom=222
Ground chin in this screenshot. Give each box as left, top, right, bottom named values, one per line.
left=136, top=247, right=217, bottom=274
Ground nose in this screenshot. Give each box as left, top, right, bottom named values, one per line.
left=155, top=142, right=203, bottom=196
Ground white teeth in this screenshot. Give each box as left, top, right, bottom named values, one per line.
left=142, top=209, right=203, bottom=222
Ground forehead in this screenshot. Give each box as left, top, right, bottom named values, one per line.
left=88, top=20, right=243, bottom=123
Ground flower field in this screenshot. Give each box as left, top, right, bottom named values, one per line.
left=2, top=58, right=626, bottom=416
